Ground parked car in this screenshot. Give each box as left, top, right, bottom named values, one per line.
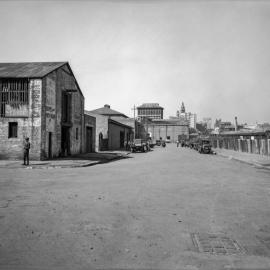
left=197, top=139, right=212, bottom=154
left=189, top=141, right=195, bottom=149
left=148, top=139, right=155, bottom=148
left=165, top=139, right=171, bottom=143
left=130, top=139, right=148, bottom=153
left=193, top=142, right=199, bottom=151
left=155, top=140, right=161, bottom=146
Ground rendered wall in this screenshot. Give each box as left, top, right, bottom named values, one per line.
left=148, top=124, right=189, bottom=143
left=84, top=114, right=96, bottom=152
left=108, top=122, right=131, bottom=150
left=86, top=112, right=108, bottom=152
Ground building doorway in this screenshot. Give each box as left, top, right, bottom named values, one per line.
left=61, top=126, right=70, bottom=156
left=86, top=127, right=93, bottom=152
left=120, top=131, right=125, bottom=148
left=48, top=132, right=52, bottom=159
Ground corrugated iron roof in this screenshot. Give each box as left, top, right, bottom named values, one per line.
left=0, top=62, right=67, bottom=78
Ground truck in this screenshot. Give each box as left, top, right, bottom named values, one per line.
left=197, top=138, right=212, bottom=154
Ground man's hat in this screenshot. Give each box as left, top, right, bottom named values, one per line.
left=25, top=137, right=29, bottom=140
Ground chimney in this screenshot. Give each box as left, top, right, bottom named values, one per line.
left=235, top=116, right=238, bottom=131
left=104, top=104, right=110, bottom=108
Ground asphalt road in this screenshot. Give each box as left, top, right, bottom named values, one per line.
left=1, top=144, right=270, bottom=270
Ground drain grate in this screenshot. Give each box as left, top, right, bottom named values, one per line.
left=191, top=233, right=244, bottom=255
left=257, top=236, right=270, bottom=250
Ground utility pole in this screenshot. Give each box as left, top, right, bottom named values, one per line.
left=131, top=105, right=136, bottom=139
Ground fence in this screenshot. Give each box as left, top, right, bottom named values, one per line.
left=210, top=132, right=270, bottom=156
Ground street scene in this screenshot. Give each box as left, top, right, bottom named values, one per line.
left=1, top=145, right=270, bottom=270
left=1, top=1, right=270, bottom=269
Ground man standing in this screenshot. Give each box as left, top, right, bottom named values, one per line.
left=23, top=137, right=30, bottom=165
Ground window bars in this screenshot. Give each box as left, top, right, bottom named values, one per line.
left=0, top=79, right=29, bottom=117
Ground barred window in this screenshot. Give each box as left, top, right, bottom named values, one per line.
left=0, top=79, right=29, bottom=117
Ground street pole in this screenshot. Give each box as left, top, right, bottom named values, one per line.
left=131, top=105, right=136, bottom=139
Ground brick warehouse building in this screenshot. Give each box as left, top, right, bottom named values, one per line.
left=0, top=62, right=85, bottom=160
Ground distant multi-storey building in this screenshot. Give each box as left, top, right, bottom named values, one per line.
left=137, top=103, right=164, bottom=120
left=176, top=102, right=197, bottom=129
left=186, top=112, right=197, bottom=129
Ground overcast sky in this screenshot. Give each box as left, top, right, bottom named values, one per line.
left=0, top=0, right=269, bottom=124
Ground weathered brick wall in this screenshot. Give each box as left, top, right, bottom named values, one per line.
left=40, top=65, right=84, bottom=159
left=58, top=66, right=84, bottom=156
left=40, top=72, right=58, bottom=159
left=0, top=79, right=42, bottom=160
left=70, top=90, right=84, bottom=154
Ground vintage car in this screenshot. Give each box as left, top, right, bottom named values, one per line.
left=192, top=142, right=199, bottom=151
left=148, top=139, right=155, bottom=148
left=189, top=141, right=195, bottom=149
left=155, top=139, right=161, bottom=146
left=185, top=141, right=190, bottom=148
left=197, top=139, right=212, bottom=154
left=130, top=139, right=148, bottom=153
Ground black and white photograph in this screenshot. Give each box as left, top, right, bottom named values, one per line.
left=0, top=0, right=270, bottom=269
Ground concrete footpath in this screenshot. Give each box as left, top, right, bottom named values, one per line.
left=214, top=148, right=270, bottom=170
left=0, top=151, right=131, bottom=169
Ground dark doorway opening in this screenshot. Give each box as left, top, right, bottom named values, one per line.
left=62, top=93, right=71, bottom=123
left=86, top=127, right=93, bottom=152
left=48, top=132, right=52, bottom=159
left=61, top=127, right=70, bottom=156
left=120, top=131, right=125, bottom=148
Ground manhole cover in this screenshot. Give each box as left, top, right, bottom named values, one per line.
left=257, top=236, right=270, bottom=250
left=191, top=233, right=244, bottom=255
